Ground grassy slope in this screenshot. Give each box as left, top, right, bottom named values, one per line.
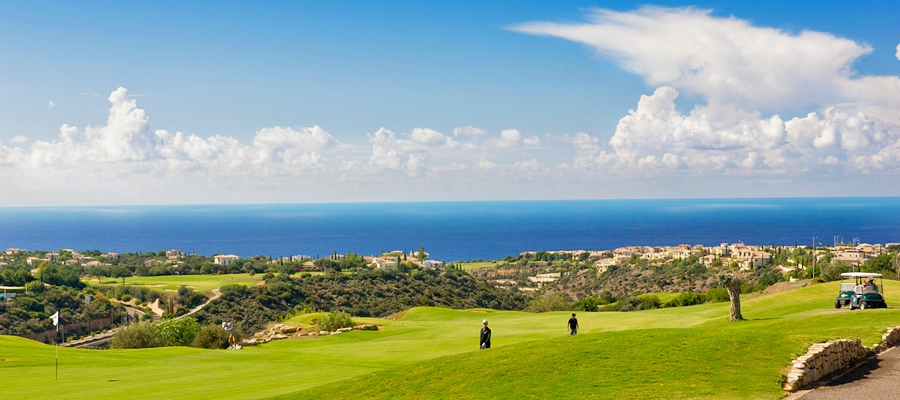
left=2, top=281, right=898, bottom=399
left=283, top=281, right=900, bottom=399
left=83, top=273, right=262, bottom=293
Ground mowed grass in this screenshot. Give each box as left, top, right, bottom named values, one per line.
left=2, top=280, right=900, bottom=399
left=456, top=261, right=500, bottom=270
left=83, top=273, right=262, bottom=293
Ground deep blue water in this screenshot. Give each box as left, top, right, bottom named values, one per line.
left=0, top=198, right=899, bottom=261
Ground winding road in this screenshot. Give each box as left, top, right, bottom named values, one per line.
left=63, top=289, right=221, bottom=348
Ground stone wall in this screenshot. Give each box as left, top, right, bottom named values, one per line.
left=783, top=326, right=900, bottom=391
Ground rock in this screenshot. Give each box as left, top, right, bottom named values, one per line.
left=280, top=325, right=300, bottom=334
left=319, top=330, right=329, bottom=335
left=336, top=327, right=353, bottom=333
left=353, top=324, right=378, bottom=331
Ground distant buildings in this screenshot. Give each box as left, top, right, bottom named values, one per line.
left=213, top=254, right=241, bottom=266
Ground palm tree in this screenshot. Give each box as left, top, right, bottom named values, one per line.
left=716, top=271, right=744, bottom=321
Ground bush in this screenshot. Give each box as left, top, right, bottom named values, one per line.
left=664, top=292, right=707, bottom=308
left=705, top=288, right=730, bottom=303
left=110, top=322, right=163, bottom=349
left=616, top=296, right=643, bottom=312
left=121, top=294, right=132, bottom=302
left=317, top=312, right=355, bottom=332
left=191, top=324, right=231, bottom=349
left=25, top=281, right=44, bottom=293
left=158, top=317, right=201, bottom=346
left=527, top=292, right=573, bottom=312
left=575, top=297, right=604, bottom=312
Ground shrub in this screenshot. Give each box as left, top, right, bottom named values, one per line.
left=121, top=294, right=132, bottom=302
left=575, top=297, right=603, bottom=312
left=191, top=324, right=230, bottom=349
left=616, top=296, right=643, bottom=312
left=638, top=295, right=661, bottom=310
left=317, top=312, right=356, bottom=332
left=110, top=322, right=163, bottom=349
left=25, top=281, right=44, bottom=293
left=664, top=292, right=707, bottom=308
left=527, top=292, right=573, bottom=312
left=705, top=288, right=730, bottom=303
left=158, top=317, right=201, bottom=346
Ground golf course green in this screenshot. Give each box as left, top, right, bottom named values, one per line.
left=85, top=273, right=262, bottom=293
left=3, top=280, right=899, bottom=399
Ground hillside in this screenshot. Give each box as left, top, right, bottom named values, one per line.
left=284, top=281, right=900, bottom=399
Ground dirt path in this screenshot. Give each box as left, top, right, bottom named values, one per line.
left=63, top=288, right=223, bottom=348
left=177, top=288, right=221, bottom=319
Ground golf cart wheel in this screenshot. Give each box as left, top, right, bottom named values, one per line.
left=834, top=299, right=842, bottom=309
left=860, top=302, right=868, bottom=310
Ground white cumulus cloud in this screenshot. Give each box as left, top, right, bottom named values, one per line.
left=512, top=7, right=900, bottom=123
left=514, top=7, right=900, bottom=178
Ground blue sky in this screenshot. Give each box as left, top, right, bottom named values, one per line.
left=1, top=1, right=899, bottom=205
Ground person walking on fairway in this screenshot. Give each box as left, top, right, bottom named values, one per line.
left=480, top=319, right=491, bottom=349
left=568, top=313, right=579, bottom=335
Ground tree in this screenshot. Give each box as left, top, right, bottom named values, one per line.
left=716, top=272, right=743, bottom=321
left=88, top=266, right=109, bottom=283
left=110, top=322, right=163, bottom=349
left=821, top=260, right=851, bottom=282
left=112, top=266, right=132, bottom=284
left=192, top=324, right=231, bottom=349
left=417, top=246, right=426, bottom=262
left=158, top=317, right=201, bottom=346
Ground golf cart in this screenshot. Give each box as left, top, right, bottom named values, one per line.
left=835, top=272, right=887, bottom=310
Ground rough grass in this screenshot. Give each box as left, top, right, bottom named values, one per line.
left=3, top=280, right=899, bottom=399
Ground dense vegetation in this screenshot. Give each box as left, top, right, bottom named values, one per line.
left=0, top=286, right=123, bottom=340
left=197, top=269, right=529, bottom=333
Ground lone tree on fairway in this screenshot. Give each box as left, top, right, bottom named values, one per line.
left=716, top=272, right=743, bottom=321
left=112, top=266, right=132, bottom=284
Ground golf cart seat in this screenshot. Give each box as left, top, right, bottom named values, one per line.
left=854, top=285, right=879, bottom=295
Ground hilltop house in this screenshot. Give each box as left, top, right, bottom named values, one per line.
left=213, top=254, right=240, bottom=266
left=166, top=249, right=184, bottom=259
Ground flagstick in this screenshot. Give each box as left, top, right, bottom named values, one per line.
left=55, top=322, right=59, bottom=380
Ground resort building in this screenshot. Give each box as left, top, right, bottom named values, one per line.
left=213, top=254, right=241, bottom=266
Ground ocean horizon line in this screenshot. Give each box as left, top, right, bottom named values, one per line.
left=2, top=195, right=900, bottom=210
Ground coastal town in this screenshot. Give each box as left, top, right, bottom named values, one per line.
left=2, top=240, right=896, bottom=288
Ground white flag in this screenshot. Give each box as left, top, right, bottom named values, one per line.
left=50, top=311, right=59, bottom=327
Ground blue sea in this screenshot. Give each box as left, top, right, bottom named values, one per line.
left=1, top=198, right=899, bottom=261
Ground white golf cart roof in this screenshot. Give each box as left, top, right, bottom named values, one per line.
left=840, top=272, right=883, bottom=278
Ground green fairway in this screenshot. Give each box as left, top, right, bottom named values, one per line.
left=3, top=280, right=900, bottom=399
left=84, top=273, right=262, bottom=293
left=457, top=261, right=499, bottom=270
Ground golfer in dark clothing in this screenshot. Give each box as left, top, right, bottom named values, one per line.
left=480, top=319, right=491, bottom=349
left=568, top=313, right=579, bottom=335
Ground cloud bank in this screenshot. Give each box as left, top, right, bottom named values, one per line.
left=3, top=7, right=900, bottom=204
left=0, top=88, right=547, bottom=204
left=513, top=7, right=900, bottom=177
